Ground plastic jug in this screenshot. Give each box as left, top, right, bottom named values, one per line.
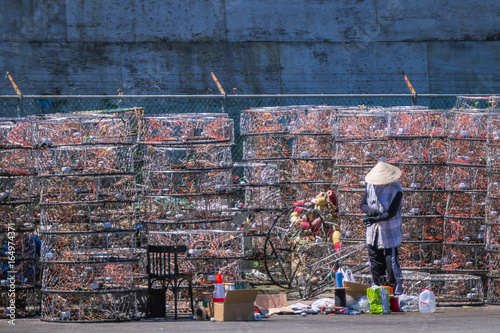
left=418, top=288, right=436, bottom=313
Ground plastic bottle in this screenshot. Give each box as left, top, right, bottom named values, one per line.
left=418, top=288, right=436, bottom=313
left=334, top=271, right=343, bottom=287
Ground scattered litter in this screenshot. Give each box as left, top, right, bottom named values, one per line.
left=311, top=298, right=336, bottom=312
left=289, top=302, right=310, bottom=312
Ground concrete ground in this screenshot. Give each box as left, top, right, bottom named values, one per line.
left=3, top=287, right=499, bottom=333
left=3, top=304, right=499, bottom=333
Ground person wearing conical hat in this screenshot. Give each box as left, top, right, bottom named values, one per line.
left=360, top=161, right=403, bottom=295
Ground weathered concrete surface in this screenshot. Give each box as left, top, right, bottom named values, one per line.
left=0, top=0, right=499, bottom=95
left=427, top=41, right=500, bottom=94
left=279, top=42, right=429, bottom=93
left=5, top=305, right=500, bottom=333
left=65, top=1, right=226, bottom=42
left=225, top=0, right=378, bottom=42
left=0, top=0, right=67, bottom=42
left=377, top=2, right=500, bottom=42
left=4, top=0, right=498, bottom=43
left=0, top=42, right=281, bottom=94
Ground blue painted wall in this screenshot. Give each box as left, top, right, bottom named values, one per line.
left=0, top=0, right=499, bottom=95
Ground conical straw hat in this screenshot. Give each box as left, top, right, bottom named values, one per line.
left=365, top=161, right=401, bottom=185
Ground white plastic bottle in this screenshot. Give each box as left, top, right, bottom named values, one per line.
left=419, top=288, right=436, bottom=313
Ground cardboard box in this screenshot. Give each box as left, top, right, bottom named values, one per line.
left=344, top=281, right=369, bottom=301
left=255, top=293, right=287, bottom=310
left=213, top=289, right=259, bottom=321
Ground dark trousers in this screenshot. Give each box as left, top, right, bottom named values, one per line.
left=368, top=244, right=403, bottom=295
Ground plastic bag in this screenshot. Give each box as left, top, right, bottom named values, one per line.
left=337, top=267, right=355, bottom=283
left=350, top=295, right=370, bottom=312
left=367, top=286, right=390, bottom=314
left=311, top=298, right=336, bottom=311
left=398, top=294, right=419, bottom=312
left=358, top=295, right=370, bottom=312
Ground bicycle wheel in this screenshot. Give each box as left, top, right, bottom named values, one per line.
left=264, top=205, right=336, bottom=296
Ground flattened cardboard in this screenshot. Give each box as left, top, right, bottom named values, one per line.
left=266, top=306, right=295, bottom=315
left=255, top=293, right=288, bottom=310
left=213, top=289, right=259, bottom=321
left=344, top=281, right=369, bottom=301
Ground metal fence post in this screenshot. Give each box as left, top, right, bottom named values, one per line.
left=18, top=94, right=24, bottom=117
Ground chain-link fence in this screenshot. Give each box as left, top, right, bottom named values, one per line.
left=0, top=93, right=473, bottom=160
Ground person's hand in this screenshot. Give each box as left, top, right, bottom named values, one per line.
left=369, top=209, right=381, bottom=217
left=363, top=217, right=376, bottom=227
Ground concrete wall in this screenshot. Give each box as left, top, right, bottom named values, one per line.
left=0, top=0, right=499, bottom=95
